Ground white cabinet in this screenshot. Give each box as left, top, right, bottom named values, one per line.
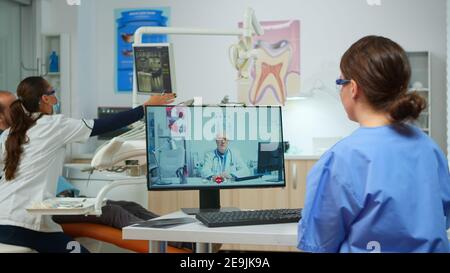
left=41, top=34, right=71, bottom=116
left=41, top=34, right=72, bottom=159
left=406, top=51, right=431, bottom=135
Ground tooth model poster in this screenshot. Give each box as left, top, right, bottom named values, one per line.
left=115, top=8, right=170, bottom=93
left=238, top=20, right=300, bottom=105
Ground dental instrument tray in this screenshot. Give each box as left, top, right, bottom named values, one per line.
left=26, top=197, right=104, bottom=215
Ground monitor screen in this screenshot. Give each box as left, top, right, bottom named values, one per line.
left=145, top=105, right=285, bottom=213
left=146, top=105, right=285, bottom=191
left=97, top=107, right=132, bottom=140
left=133, top=43, right=176, bottom=94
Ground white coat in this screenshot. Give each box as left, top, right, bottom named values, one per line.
left=201, top=148, right=250, bottom=179
left=0, top=114, right=93, bottom=232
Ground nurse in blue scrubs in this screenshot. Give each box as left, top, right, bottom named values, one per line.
left=297, top=36, right=450, bottom=253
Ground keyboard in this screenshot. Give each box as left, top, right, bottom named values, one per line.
left=233, top=174, right=263, bottom=182
left=195, top=208, right=302, bottom=228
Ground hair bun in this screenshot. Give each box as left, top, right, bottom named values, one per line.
left=389, top=92, right=426, bottom=123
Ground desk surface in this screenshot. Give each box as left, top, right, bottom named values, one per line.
left=123, top=211, right=298, bottom=247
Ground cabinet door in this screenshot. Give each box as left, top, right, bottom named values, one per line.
left=148, top=191, right=178, bottom=215
left=231, top=186, right=290, bottom=210
left=148, top=160, right=318, bottom=215
left=148, top=191, right=198, bottom=215
left=230, top=160, right=317, bottom=210
left=286, top=160, right=317, bottom=208
left=0, top=1, right=21, bottom=92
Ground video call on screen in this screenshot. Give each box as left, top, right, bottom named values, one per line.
left=146, top=106, right=285, bottom=189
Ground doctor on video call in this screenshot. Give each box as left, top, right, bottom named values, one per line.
left=201, top=132, right=250, bottom=181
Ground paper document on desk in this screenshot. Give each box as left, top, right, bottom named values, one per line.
left=132, top=217, right=197, bottom=229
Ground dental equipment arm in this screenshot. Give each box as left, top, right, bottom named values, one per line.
left=133, top=8, right=263, bottom=44
left=132, top=7, right=263, bottom=107
left=90, top=138, right=146, bottom=169
left=90, top=106, right=144, bottom=137
left=90, top=120, right=153, bottom=214
left=91, top=121, right=147, bottom=170
left=88, top=8, right=264, bottom=213
left=90, top=123, right=148, bottom=214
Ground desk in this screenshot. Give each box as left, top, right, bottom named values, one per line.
left=122, top=211, right=298, bottom=253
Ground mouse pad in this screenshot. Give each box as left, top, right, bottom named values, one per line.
left=132, top=217, right=197, bottom=228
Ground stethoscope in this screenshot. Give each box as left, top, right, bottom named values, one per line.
left=212, top=149, right=235, bottom=172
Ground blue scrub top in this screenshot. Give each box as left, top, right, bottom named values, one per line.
left=297, top=124, right=450, bottom=253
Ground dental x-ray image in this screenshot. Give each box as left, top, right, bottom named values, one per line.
left=134, top=44, right=175, bottom=94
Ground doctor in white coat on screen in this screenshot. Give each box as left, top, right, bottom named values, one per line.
left=201, top=132, right=250, bottom=181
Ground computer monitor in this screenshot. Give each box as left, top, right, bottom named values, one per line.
left=145, top=105, right=285, bottom=214
left=133, top=43, right=176, bottom=94
left=97, top=107, right=132, bottom=140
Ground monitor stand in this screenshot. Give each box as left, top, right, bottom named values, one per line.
left=181, top=189, right=239, bottom=215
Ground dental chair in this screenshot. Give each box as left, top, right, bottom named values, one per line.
left=0, top=229, right=190, bottom=253
left=56, top=124, right=191, bottom=253
left=61, top=223, right=190, bottom=253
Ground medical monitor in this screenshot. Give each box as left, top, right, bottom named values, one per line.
left=145, top=105, right=285, bottom=213
left=133, top=43, right=176, bottom=94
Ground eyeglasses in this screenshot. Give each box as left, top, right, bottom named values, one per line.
left=336, top=79, right=351, bottom=86
left=46, top=89, right=56, bottom=96
left=335, top=78, right=351, bottom=91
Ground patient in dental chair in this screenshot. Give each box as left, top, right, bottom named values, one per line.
left=52, top=177, right=192, bottom=250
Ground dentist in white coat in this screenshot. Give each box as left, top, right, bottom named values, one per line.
left=201, top=132, right=250, bottom=181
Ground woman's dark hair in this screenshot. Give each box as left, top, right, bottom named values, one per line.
left=4, top=77, right=46, bottom=180
left=340, top=35, right=426, bottom=123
